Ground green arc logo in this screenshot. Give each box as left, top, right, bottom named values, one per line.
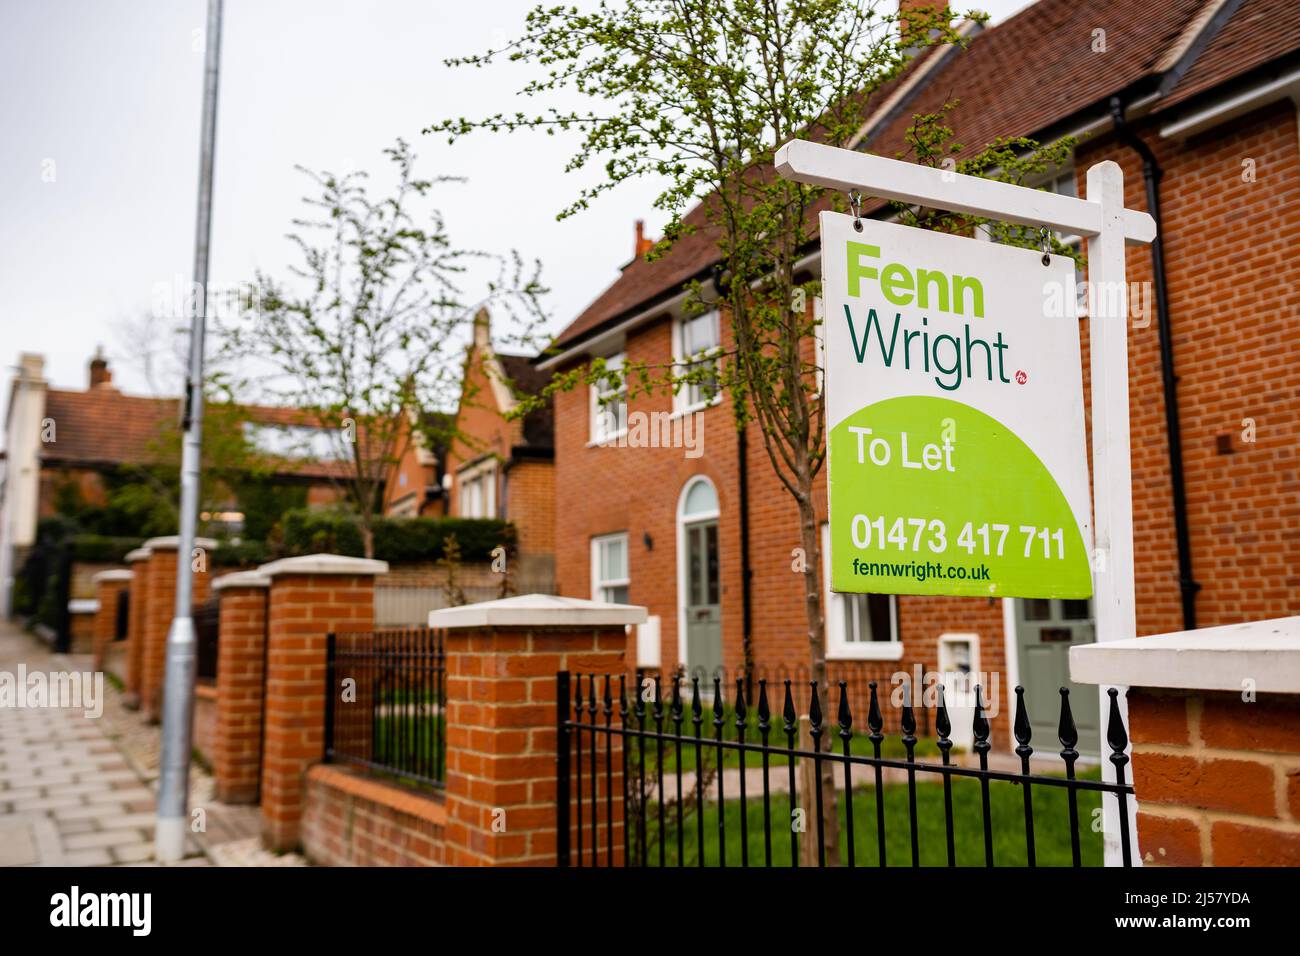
left=829, top=395, right=1092, bottom=599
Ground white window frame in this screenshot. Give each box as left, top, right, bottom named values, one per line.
left=672, top=310, right=722, bottom=415
left=456, top=460, right=497, bottom=519
left=675, top=475, right=721, bottom=668
left=242, top=423, right=344, bottom=461
left=821, top=523, right=902, bottom=660
left=591, top=532, right=630, bottom=604
left=589, top=352, right=628, bottom=444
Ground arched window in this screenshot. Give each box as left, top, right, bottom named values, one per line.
left=680, top=476, right=719, bottom=520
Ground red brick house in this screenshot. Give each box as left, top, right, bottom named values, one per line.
left=539, top=0, right=1300, bottom=752
left=0, top=350, right=365, bottom=613
left=440, top=310, right=556, bottom=586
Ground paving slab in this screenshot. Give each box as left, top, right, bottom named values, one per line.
left=0, top=621, right=307, bottom=867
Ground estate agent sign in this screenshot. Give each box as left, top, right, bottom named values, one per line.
left=822, top=212, right=1092, bottom=599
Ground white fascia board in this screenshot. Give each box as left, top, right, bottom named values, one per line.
left=537, top=286, right=692, bottom=372
left=1159, top=67, right=1300, bottom=140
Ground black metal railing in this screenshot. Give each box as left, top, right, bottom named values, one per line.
left=114, top=589, right=130, bottom=641
left=194, top=597, right=220, bottom=680
left=324, top=627, right=446, bottom=789
left=556, top=671, right=1134, bottom=867
left=18, top=539, right=73, bottom=651
left=652, top=663, right=929, bottom=737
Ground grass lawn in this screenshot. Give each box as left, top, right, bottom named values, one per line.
left=353, top=714, right=445, bottom=781
left=628, top=770, right=1103, bottom=867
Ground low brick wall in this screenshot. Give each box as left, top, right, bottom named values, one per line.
left=1129, top=688, right=1300, bottom=866
left=193, top=681, right=218, bottom=767
left=302, top=765, right=446, bottom=866
left=68, top=606, right=96, bottom=655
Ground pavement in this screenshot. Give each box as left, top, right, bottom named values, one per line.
left=0, top=619, right=306, bottom=867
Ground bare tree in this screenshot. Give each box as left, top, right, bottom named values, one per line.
left=218, top=139, right=546, bottom=556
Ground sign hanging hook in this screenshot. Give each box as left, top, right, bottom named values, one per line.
left=1039, top=226, right=1051, bottom=266
left=848, top=190, right=863, bottom=233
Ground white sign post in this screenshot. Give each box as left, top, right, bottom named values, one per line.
left=776, top=139, right=1156, bottom=866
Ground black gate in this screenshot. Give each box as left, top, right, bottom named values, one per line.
left=18, top=539, right=74, bottom=652
left=324, top=628, right=447, bottom=789
left=555, top=670, right=1135, bottom=867
left=114, top=588, right=130, bottom=641
left=194, top=596, right=220, bottom=680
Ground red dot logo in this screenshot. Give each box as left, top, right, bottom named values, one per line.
left=1015, top=370, right=1028, bottom=385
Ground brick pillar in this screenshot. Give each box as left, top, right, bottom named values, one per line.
left=90, top=569, right=132, bottom=673
left=1071, top=619, right=1300, bottom=867
left=121, top=547, right=151, bottom=710
left=139, top=535, right=215, bottom=723
left=1127, top=689, right=1300, bottom=866
left=431, top=596, right=641, bottom=866
left=259, top=554, right=387, bottom=852
left=212, top=570, right=270, bottom=804
left=67, top=601, right=97, bottom=655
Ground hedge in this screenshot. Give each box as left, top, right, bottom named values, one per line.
left=70, top=535, right=144, bottom=564
left=279, top=510, right=515, bottom=563
left=211, top=540, right=270, bottom=567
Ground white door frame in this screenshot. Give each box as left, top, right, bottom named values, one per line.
left=675, top=475, right=720, bottom=672
left=776, top=139, right=1153, bottom=866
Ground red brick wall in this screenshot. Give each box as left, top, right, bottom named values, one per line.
left=68, top=609, right=95, bottom=654
left=124, top=557, right=148, bottom=704
left=382, top=411, right=439, bottom=517
left=302, top=764, right=446, bottom=866
left=1128, top=688, right=1300, bottom=866
left=214, top=584, right=268, bottom=804
left=507, top=459, right=555, bottom=556
left=193, top=682, right=218, bottom=765
left=139, top=549, right=174, bottom=721
left=553, top=318, right=752, bottom=671
left=1094, top=102, right=1300, bottom=633
left=91, top=576, right=129, bottom=672
left=140, top=547, right=212, bottom=723
left=446, top=347, right=521, bottom=491
left=260, top=571, right=376, bottom=852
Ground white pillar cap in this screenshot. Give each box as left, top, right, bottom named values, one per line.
left=143, top=535, right=219, bottom=551
left=91, top=569, right=134, bottom=584
left=1070, top=616, right=1300, bottom=693
left=212, top=570, right=271, bottom=591
left=258, top=553, right=389, bottom=578
left=429, top=593, right=647, bottom=629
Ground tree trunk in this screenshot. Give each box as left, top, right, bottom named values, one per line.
left=794, top=478, right=841, bottom=867
left=361, top=522, right=375, bottom=560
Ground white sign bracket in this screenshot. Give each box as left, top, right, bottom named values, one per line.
left=776, top=139, right=1156, bottom=244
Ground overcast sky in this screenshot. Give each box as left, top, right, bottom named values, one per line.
left=0, top=0, right=1035, bottom=416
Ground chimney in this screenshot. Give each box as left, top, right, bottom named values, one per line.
left=472, top=307, right=491, bottom=351
left=18, top=352, right=45, bottom=382
left=88, top=346, right=113, bottom=389
left=634, top=220, right=654, bottom=258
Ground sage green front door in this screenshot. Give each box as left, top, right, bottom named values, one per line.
left=684, top=519, right=722, bottom=682
left=1015, top=598, right=1099, bottom=757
